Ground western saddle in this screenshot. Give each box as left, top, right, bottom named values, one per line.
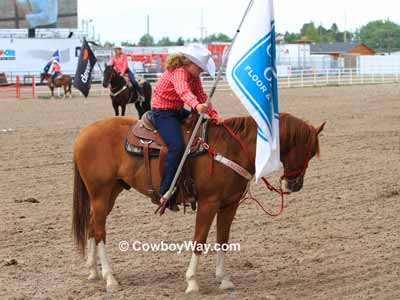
left=125, top=111, right=209, bottom=208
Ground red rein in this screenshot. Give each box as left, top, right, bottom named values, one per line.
left=202, top=122, right=289, bottom=217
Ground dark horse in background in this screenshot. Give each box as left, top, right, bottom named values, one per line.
left=40, top=73, right=73, bottom=99
left=102, top=65, right=152, bottom=117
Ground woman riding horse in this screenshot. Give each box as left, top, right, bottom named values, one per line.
left=50, top=60, right=61, bottom=87
left=109, top=45, right=144, bottom=100
left=152, top=45, right=224, bottom=212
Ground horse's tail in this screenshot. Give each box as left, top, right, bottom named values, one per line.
left=72, top=161, right=90, bottom=255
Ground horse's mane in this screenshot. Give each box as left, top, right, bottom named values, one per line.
left=223, top=116, right=256, bottom=135
left=221, top=114, right=320, bottom=157
left=280, top=113, right=320, bottom=157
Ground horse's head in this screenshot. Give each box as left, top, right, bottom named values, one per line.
left=40, top=72, right=49, bottom=83
left=103, top=64, right=117, bottom=88
left=279, top=113, right=326, bottom=193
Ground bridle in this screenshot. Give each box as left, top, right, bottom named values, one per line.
left=281, top=126, right=315, bottom=180
left=220, top=122, right=316, bottom=216
left=105, top=67, right=128, bottom=97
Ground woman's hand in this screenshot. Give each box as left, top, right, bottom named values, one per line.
left=196, top=103, right=209, bottom=114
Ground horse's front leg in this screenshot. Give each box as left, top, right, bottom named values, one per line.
left=51, top=86, right=54, bottom=99
left=112, top=99, right=119, bottom=116
left=185, top=197, right=218, bottom=294
left=216, top=200, right=240, bottom=290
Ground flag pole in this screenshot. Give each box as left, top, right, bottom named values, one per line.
left=161, top=0, right=255, bottom=204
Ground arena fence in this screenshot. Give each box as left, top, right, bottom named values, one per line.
left=0, top=74, right=36, bottom=99
left=2, top=67, right=400, bottom=99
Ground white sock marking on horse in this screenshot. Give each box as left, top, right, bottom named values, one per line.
left=185, top=252, right=200, bottom=294
left=216, top=251, right=235, bottom=290
left=86, top=238, right=99, bottom=280
left=98, top=241, right=119, bottom=292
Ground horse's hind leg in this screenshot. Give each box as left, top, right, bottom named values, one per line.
left=63, top=86, right=66, bottom=99
left=215, top=200, right=240, bottom=290
left=91, top=189, right=119, bottom=292
left=86, top=184, right=121, bottom=285
left=135, top=102, right=145, bottom=119
left=121, top=104, right=126, bottom=116
left=86, top=222, right=100, bottom=280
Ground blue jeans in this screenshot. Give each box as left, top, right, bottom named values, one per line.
left=51, top=72, right=60, bottom=84
left=126, top=69, right=144, bottom=96
left=152, top=109, right=191, bottom=203
left=51, top=72, right=60, bottom=80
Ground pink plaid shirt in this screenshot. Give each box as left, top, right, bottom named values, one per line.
left=51, top=63, right=61, bottom=73
left=109, top=54, right=128, bottom=74
left=152, top=67, right=219, bottom=119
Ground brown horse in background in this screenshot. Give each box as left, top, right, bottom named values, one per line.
left=40, top=73, right=73, bottom=99
left=72, top=113, right=325, bottom=294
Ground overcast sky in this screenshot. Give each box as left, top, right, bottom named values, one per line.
left=79, top=0, right=399, bottom=44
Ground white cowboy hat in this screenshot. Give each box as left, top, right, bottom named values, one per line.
left=179, top=45, right=216, bottom=76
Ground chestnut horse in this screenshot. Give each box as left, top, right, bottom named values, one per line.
left=72, top=113, right=325, bottom=294
left=40, top=73, right=72, bottom=99
left=102, top=65, right=152, bottom=118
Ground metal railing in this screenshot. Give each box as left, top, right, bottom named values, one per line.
left=279, top=68, right=400, bottom=88
left=3, top=67, right=400, bottom=98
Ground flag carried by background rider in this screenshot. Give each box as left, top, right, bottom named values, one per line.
left=226, top=0, right=280, bottom=180
left=73, top=39, right=97, bottom=98
left=43, top=49, right=60, bottom=73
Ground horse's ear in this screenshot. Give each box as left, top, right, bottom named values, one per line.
left=316, top=121, right=326, bottom=135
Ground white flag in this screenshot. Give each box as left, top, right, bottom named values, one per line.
left=226, top=0, right=280, bottom=180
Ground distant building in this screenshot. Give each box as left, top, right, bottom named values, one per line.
left=310, top=42, right=375, bottom=57
left=310, top=42, right=376, bottom=68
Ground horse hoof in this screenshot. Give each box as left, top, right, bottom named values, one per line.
left=88, top=271, right=100, bottom=281
left=106, top=280, right=120, bottom=293
left=219, top=279, right=235, bottom=290
left=185, top=281, right=199, bottom=294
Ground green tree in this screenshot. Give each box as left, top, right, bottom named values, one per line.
left=176, top=37, right=185, bottom=46
left=300, top=22, right=319, bottom=41
left=157, top=37, right=174, bottom=46
left=357, top=20, right=400, bottom=52
left=103, top=41, right=115, bottom=48
left=121, top=41, right=136, bottom=47
left=138, top=34, right=155, bottom=46
left=283, top=31, right=301, bottom=43
left=204, top=33, right=233, bottom=43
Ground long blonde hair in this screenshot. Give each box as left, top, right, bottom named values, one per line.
left=165, top=53, right=191, bottom=71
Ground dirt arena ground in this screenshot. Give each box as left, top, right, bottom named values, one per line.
left=0, top=84, right=399, bottom=300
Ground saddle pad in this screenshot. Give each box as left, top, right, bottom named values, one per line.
left=125, top=119, right=210, bottom=158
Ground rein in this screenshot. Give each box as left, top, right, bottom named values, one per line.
left=221, top=123, right=288, bottom=216
left=200, top=121, right=313, bottom=217
left=107, top=69, right=129, bottom=97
